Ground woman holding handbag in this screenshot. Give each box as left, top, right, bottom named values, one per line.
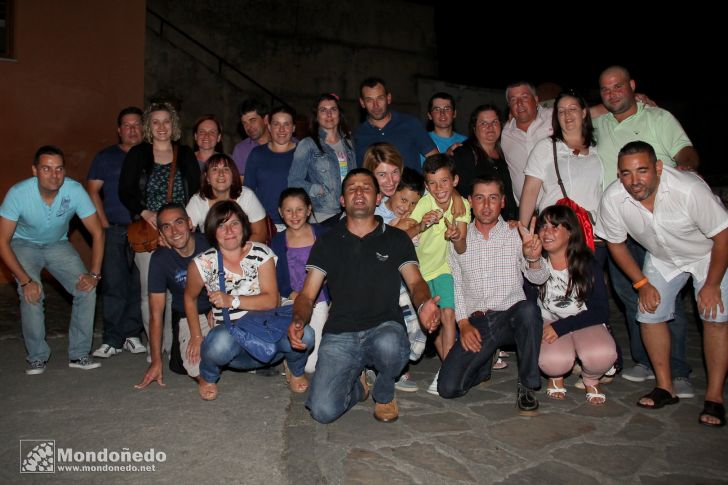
left=518, top=90, right=605, bottom=263
left=185, top=200, right=313, bottom=400
left=119, top=102, right=200, bottom=359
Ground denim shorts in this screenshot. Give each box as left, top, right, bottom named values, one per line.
left=637, top=255, right=728, bottom=324
left=427, top=273, right=455, bottom=310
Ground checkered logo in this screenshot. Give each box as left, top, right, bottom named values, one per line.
left=20, top=440, right=55, bottom=473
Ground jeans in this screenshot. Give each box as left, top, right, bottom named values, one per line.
left=439, top=299, right=542, bottom=398
left=306, top=321, right=410, bottom=424
left=135, top=251, right=173, bottom=353
left=607, top=237, right=691, bottom=377
left=199, top=323, right=314, bottom=383
left=100, top=225, right=143, bottom=347
left=12, top=240, right=96, bottom=362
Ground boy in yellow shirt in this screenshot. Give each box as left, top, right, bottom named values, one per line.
left=404, top=154, right=469, bottom=395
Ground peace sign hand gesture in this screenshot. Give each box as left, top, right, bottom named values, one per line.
left=518, top=216, right=543, bottom=262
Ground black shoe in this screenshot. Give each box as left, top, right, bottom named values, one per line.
left=517, top=384, right=539, bottom=416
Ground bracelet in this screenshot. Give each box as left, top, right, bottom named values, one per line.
left=20, top=279, right=33, bottom=288
left=525, top=256, right=541, bottom=263
left=417, top=302, right=425, bottom=314
left=89, top=272, right=102, bottom=281
left=633, top=277, right=649, bottom=289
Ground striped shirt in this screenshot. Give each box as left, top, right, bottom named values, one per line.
left=448, top=219, right=549, bottom=322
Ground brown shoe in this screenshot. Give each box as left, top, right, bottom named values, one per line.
left=374, top=399, right=399, bottom=423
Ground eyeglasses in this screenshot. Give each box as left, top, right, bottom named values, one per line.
left=318, top=107, right=339, bottom=115
left=431, top=106, right=453, bottom=114
left=477, top=120, right=500, bottom=128
left=196, top=130, right=219, bottom=137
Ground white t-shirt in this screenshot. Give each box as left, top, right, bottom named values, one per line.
left=186, top=188, right=266, bottom=231
left=539, top=263, right=587, bottom=322
left=524, top=138, right=604, bottom=222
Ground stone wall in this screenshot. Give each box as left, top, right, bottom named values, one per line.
left=145, top=0, right=438, bottom=149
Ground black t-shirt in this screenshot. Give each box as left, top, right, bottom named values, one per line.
left=307, top=217, right=419, bottom=334
left=148, top=233, right=211, bottom=314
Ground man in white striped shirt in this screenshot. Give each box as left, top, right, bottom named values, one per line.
left=438, top=175, right=550, bottom=415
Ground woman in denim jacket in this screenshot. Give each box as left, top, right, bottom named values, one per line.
left=288, top=93, right=356, bottom=223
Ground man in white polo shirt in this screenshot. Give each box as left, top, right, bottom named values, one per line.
left=598, top=141, right=728, bottom=428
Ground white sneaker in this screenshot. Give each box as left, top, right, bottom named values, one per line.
left=427, top=370, right=440, bottom=396
left=93, top=344, right=122, bottom=358
left=123, top=337, right=147, bottom=354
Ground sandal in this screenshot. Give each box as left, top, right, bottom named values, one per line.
left=699, top=401, right=726, bottom=428
left=198, top=379, right=218, bottom=401
left=637, top=387, right=679, bottom=409
left=283, top=361, right=309, bottom=393
left=585, top=385, right=606, bottom=405
left=492, top=357, right=508, bottom=370
left=546, top=378, right=567, bottom=400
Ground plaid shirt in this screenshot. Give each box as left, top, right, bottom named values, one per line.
left=448, top=219, right=550, bottom=322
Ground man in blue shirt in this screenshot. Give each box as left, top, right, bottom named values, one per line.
left=0, top=145, right=105, bottom=374
left=87, top=106, right=147, bottom=359
left=354, top=77, right=437, bottom=172
left=426, top=92, right=467, bottom=154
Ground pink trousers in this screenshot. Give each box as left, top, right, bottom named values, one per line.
left=539, top=324, right=617, bottom=386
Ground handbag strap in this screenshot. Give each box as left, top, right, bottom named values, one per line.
left=217, top=250, right=234, bottom=331
left=552, top=140, right=568, bottom=199
left=165, top=145, right=178, bottom=202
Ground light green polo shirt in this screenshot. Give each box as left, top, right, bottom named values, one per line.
left=594, top=103, right=692, bottom=188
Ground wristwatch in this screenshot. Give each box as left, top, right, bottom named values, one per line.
left=231, top=296, right=240, bottom=310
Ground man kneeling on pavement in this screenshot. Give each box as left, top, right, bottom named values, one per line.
left=288, top=168, right=441, bottom=423
left=135, top=203, right=211, bottom=388
left=437, top=175, right=549, bottom=415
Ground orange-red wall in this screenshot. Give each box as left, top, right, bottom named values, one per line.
left=0, top=0, right=146, bottom=283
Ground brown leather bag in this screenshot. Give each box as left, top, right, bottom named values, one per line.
left=127, top=147, right=177, bottom=253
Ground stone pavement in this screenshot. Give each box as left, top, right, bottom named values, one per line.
left=1, top=282, right=726, bottom=484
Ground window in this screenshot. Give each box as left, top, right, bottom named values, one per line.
left=0, top=0, right=13, bottom=59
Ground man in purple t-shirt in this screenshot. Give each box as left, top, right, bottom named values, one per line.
left=231, top=98, right=270, bottom=181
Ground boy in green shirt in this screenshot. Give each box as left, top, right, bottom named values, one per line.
left=404, top=154, right=469, bottom=394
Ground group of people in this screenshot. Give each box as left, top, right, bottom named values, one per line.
left=1, top=66, right=725, bottom=428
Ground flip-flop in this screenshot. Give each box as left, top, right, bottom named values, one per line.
left=637, top=387, right=678, bottom=409
left=699, top=401, right=726, bottom=428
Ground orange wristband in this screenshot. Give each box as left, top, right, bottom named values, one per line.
left=633, top=277, right=649, bottom=289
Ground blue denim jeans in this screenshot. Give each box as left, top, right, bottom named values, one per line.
left=199, top=323, right=314, bottom=383
left=607, top=238, right=691, bottom=377
left=306, top=321, right=410, bottom=424
left=438, top=299, right=542, bottom=398
left=12, top=239, right=96, bottom=362
left=100, top=225, right=143, bottom=347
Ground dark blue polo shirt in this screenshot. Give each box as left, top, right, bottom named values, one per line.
left=354, top=111, right=436, bottom=172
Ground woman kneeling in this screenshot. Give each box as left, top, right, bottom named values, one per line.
left=535, top=206, right=616, bottom=405
left=184, top=200, right=312, bottom=400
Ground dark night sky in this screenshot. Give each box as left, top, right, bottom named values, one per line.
left=432, top=6, right=723, bottom=179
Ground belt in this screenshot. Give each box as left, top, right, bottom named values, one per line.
left=470, top=310, right=491, bottom=319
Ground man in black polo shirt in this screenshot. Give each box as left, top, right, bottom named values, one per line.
left=289, top=168, right=441, bottom=423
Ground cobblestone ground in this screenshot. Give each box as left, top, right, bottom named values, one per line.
left=1, top=282, right=725, bottom=484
